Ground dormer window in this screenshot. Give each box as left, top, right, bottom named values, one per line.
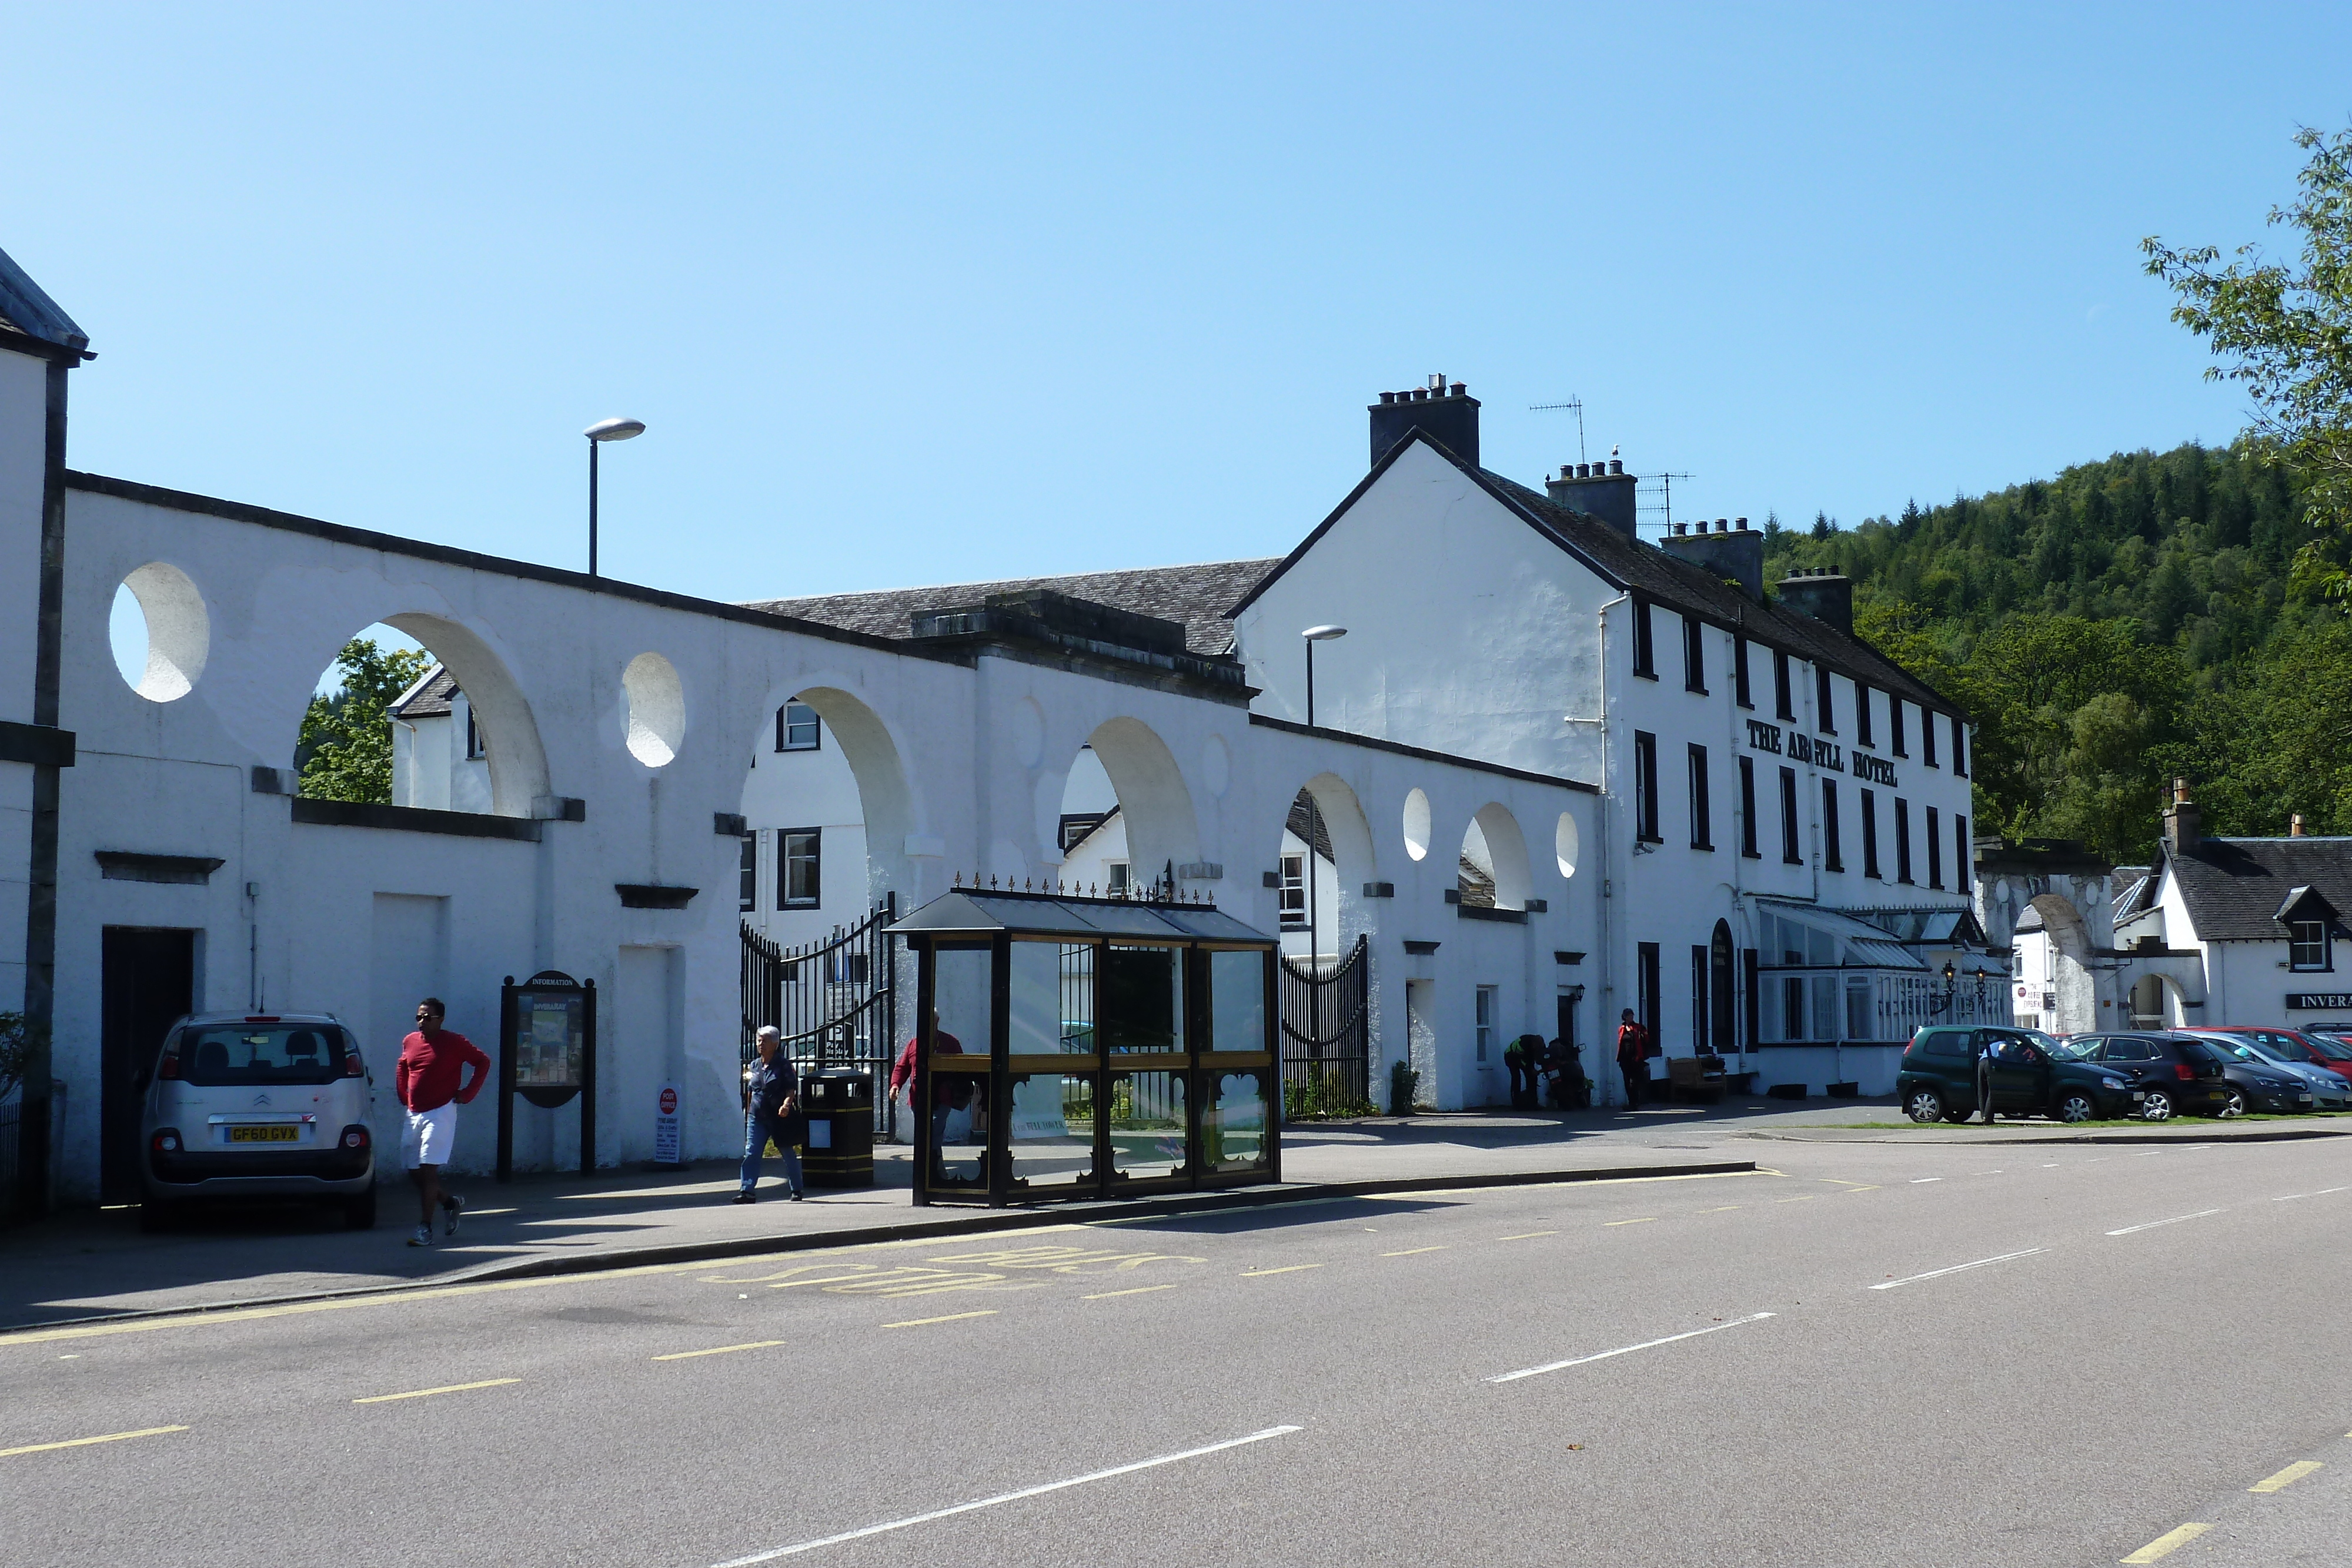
left=2291, top=921, right=2331, bottom=971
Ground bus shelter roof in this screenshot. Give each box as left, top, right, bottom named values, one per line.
left=887, top=888, right=1274, bottom=945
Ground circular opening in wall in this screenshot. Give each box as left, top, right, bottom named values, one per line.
left=622, top=651, right=685, bottom=767
left=109, top=563, right=210, bottom=702
left=1556, top=811, right=1580, bottom=878
left=1402, top=787, right=1431, bottom=861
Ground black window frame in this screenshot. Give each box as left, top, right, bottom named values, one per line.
left=1855, top=683, right=1875, bottom=747
left=1773, top=650, right=1795, bottom=721
left=1738, top=755, right=1760, bottom=858
left=1733, top=636, right=1753, bottom=709
left=1953, top=717, right=1968, bottom=778
left=776, top=701, right=821, bottom=753
left=1923, top=710, right=1939, bottom=768
left=463, top=705, right=487, bottom=761
left=1632, top=600, right=1657, bottom=680
left=1634, top=730, right=1661, bottom=842
left=1861, top=789, right=1880, bottom=878
left=1926, top=805, right=1943, bottom=888
left=1815, top=666, right=1835, bottom=733
left=739, top=831, right=757, bottom=912
left=1822, top=779, right=1842, bottom=871
left=1687, top=743, right=1713, bottom=850
left=1890, top=697, right=1908, bottom=758
left=1779, top=765, right=1802, bottom=865
left=1683, top=615, right=1707, bottom=694
left=1955, top=813, right=1970, bottom=892
left=2291, top=920, right=2331, bottom=972
left=777, top=827, right=821, bottom=909
left=1894, top=797, right=1913, bottom=884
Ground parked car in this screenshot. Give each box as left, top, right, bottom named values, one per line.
left=2062, top=1032, right=2237, bottom=1121
left=2177, top=1028, right=2349, bottom=1111
left=2167, top=1031, right=2320, bottom=1115
left=2275, top=1025, right=2352, bottom=1082
left=140, top=1012, right=377, bottom=1230
left=1900, top=1025, right=2143, bottom=1124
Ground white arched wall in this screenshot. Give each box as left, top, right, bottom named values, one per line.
left=2029, top=892, right=2100, bottom=1035
left=1468, top=802, right=1532, bottom=911
left=1085, top=716, right=1202, bottom=891
left=380, top=611, right=552, bottom=817
left=781, top=684, right=921, bottom=906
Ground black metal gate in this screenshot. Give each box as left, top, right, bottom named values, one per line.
left=741, top=894, right=898, bottom=1136
left=1279, top=933, right=1370, bottom=1118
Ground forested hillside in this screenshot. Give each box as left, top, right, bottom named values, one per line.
left=1758, top=440, right=2346, bottom=864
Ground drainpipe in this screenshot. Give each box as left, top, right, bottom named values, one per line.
left=1565, top=591, right=1631, bottom=1105
left=17, top=356, right=70, bottom=1216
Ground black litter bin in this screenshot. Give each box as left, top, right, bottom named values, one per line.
left=801, top=1069, right=874, bottom=1187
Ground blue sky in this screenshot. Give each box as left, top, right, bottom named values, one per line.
left=10, top=2, right=2349, bottom=642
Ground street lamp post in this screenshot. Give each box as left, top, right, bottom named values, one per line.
left=1302, top=624, right=1347, bottom=728
left=1298, top=626, right=1348, bottom=1079
left=583, top=417, right=646, bottom=577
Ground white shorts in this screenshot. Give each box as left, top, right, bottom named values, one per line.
left=402, top=1104, right=458, bottom=1169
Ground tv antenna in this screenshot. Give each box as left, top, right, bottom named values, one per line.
left=1529, top=397, right=1586, bottom=465
left=1638, top=472, right=1694, bottom=533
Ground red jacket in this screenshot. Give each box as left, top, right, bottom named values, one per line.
left=890, top=1030, right=963, bottom=1107
left=396, top=1028, right=490, bottom=1112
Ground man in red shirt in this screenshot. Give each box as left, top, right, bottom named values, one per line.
left=395, top=997, right=491, bottom=1248
left=887, top=1008, right=962, bottom=1181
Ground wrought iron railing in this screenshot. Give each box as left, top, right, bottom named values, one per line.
left=1279, top=934, right=1371, bottom=1115
left=741, top=894, right=898, bottom=1135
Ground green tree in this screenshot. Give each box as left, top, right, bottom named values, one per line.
left=2144, top=124, right=2352, bottom=603
left=296, top=638, right=431, bottom=804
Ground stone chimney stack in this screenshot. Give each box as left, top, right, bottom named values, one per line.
left=2163, top=777, right=2203, bottom=856
left=1369, top=376, right=1480, bottom=469
left=1776, top=567, right=1854, bottom=638
left=1545, top=454, right=1638, bottom=541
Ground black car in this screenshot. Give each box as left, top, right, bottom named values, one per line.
left=2176, top=1033, right=2318, bottom=1116
left=2064, top=1032, right=2238, bottom=1120
left=1899, top=1026, right=2144, bottom=1124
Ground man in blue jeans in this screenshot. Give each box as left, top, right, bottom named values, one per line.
left=734, top=1026, right=804, bottom=1203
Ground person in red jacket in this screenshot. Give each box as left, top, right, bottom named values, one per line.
left=395, top=997, right=490, bottom=1248
left=887, top=1008, right=963, bottom=1179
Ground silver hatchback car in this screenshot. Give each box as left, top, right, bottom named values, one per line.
left=139, top=1012, right=378, bottom=1230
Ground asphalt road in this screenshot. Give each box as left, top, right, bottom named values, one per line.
left=6, top=1135, right=2349, bottom=1568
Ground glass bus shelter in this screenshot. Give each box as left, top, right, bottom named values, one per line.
left=890, top=887, right=1279, bottom=1206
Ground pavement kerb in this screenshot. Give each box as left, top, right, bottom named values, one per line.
left=8, top=1158, right=1756, bottom=1335
left=1738, top=1126, right=2351, bottom=1146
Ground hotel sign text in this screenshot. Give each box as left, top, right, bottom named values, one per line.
left=1745, top=719, right=1896, bottom=787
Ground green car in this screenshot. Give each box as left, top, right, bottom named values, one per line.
left=1898, top=1026, right=2145, bottom=1124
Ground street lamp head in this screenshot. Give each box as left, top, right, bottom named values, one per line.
left=584, top=417, right=646, bottom=442
left=1302, top=625, right=1348, bottom=642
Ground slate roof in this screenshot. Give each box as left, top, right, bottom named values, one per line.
left=745, top=559, right=1279, bottom=658
left=389, top=664, right=460, bottom=720
left=0, top=245, right=89, bottom=356
left=2136, top=837, right=2352, bottom=940
left=1228, top=432, right=1958, bottom=717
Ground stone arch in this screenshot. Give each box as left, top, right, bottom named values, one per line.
left=1273, top=771, right=1379, bottom=967
left=377, top=612, right=551, bottom=817
left=1460, top=802, right=1532, bottom=912
left=780, top=685, right=918, bottom=904
left=1082, top=716, right=1201, bottom=890
left=2028, top=891, right=2099, bottom=1036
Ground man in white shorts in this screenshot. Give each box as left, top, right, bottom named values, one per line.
left=395, top=997, right=491, bottom=1248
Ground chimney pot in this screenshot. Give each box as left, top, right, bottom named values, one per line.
left=1735, top=516, right=1749, bottom=530
left=1450, top=382, right=1466, bottom=397
left=1608, top=458, right=1623, bottom=475
left=1713, top=517, right=1728, bottom=533
left=1379, top=391, right=1395, bottom=405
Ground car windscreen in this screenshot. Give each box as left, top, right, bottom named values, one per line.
left=178, top=1024, right=349, bottom=1086
left=2303, top=1034, right=2352, bottom=1061
left=2039, top=1037, right=2089, bottom=1062
left=2197, top=1038, right=2262, bottom=1062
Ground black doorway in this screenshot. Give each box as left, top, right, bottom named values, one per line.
left=102, top=927, right=196, bottom=1203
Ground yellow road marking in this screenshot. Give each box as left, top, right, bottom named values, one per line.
left=1818, top=1178, right=1876, bottom=1188
left=353, top=1378, right=519, bottom=1405
left=1084, top=1285, right=1176, bottom=1300
left=880, top=1310, right=997, bottom=1329
left=1497, top=1231, right=1557, bottom=1241
left=1775, top=1195, right=1818, bottom=1203
left=2250, top=1460, right=2323, bottom=1493
left=1698, top=1205, right=1742, bottom=1213
left=1380, top=1246, right=1449, bottom=1256
left=1603, top=1218, right=1657, bottom=1227
left=0, top=1425, right=187, bottom=1458
left=2120, top=1522, right=2210, bottom=1562
left=652, top=1340, right=787, bottom=1362
left=1240, top=1265, right=1321, bottom=1277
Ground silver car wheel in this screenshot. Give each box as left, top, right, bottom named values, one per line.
left=1905, top=1089, right=1945, bottom=1125
left=2141, top=1091, right=2175, bottom=1122
left=2056, top=1092, right=2096, bottom=1124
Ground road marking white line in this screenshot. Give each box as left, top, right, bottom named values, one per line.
left=1868, top=1249, right=2046, bottom=1290
left=353, top=1378, right=519, bottom=1404
left=1240, top=1265, right=1321, bottom=1277
left=2274, top=1186, right=2351, bottom=1202
left=880, top=1310, right=996, bottom=1329
left=1486, top=1313, right=1775, bottom=1383
left=1083, top=1285, right=1175, bottom=1300
left=2106, top=1209, right=2223, bottom=1237
left=709, top=1425, right=1303, bottom=1564
left=1909, top=1178, right=1942, bottom=1183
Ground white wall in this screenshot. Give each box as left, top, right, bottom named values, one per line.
left=0, top=345, right=48, bottom=1012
